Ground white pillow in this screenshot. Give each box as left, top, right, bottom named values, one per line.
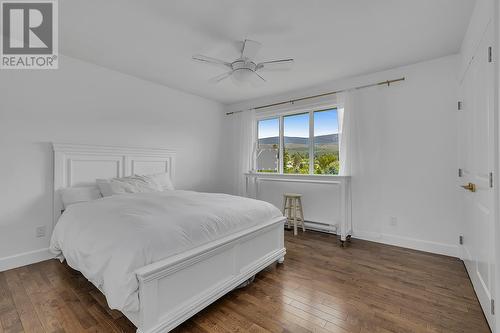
left=114, top=175, right=161, bottom=193
left=96, top=179, right=113, bottom=197
left=96, top=175, right=162, bottom=196
left=60, top=186, right=102, bottom=208
left=141, top=173, right=175, bottom=191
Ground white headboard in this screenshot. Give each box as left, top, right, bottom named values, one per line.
left=52, top=143, right=176, bottom=224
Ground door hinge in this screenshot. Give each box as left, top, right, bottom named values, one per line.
left=490, top=172, right=494, bottom=188
left=491, top=299, right=495, bottom=315
left=488, top=46, right=493, bottom=63
left=458, top=101, right=463, bottom=110
left=458, top=168, right=463, bottom=177
left=459, top=235, right=463, bottom=245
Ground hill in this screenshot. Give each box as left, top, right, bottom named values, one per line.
left=259, top=133, right=338, bottom=145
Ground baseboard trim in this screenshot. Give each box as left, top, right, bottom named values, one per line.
left=0, top=248, right=54, bottom=272
left=353, top=231, right=459, bottom=258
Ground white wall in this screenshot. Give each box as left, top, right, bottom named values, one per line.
left=349, top=56, right=460, bottom=256
left=226, top=55, right=461, bottom=256
left=0, top=55, right=229, bottom=270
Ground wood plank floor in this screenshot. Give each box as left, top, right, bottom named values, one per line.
left=0, top=230, right=490, bottom=333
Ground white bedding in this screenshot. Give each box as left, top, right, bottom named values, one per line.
left=49, top=190, right=282, bottom=313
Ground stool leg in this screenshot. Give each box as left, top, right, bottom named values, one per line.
left=298, top=197, right=305, bottom=232
left=283, top=196, right=290, bottom=229
left=293, top=198, right=298, bottom=236
left=287, top=197, right=292, bottom=229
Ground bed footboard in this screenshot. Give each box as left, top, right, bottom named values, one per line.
left=132, top=217, right=286, bottom=333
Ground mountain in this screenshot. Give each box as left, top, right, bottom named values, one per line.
left=314, top=133, right=339, bottom=144
left=259, top=134, right=338, bottom=145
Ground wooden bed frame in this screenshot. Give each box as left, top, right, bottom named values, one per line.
left=52, top=143, right=286, bottom=333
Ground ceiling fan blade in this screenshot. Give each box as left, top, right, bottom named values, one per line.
left=252, top=71, right=266, bottom=82
left=241, top=39, right=261, bottom=59
left=209, top=71, right=233, bottom=84
left=247, top=71, right=266, bottom=87
left=192, top=54, right=231, bottom=68
left=256, top=58, right=294, bottom=71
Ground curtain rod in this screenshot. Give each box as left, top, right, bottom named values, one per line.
left=225, top=77, right=405, bottom=116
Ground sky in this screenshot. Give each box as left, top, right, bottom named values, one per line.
left=258, top=108, right=339, bottom=138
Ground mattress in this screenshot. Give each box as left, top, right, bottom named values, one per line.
left=49, top=190, right=282, bottom=312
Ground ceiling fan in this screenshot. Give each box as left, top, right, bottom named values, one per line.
left=192, top=39, right=294, bottom=84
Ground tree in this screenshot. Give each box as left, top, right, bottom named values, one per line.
left=314, top=153, right=339, bottom=174
left=282, top=149, right=338, bottom=175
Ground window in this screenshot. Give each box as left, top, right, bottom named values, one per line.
left=284, top=113, right=309, bottom=174
left=257, top=117, right=279, bottom=172
left=256, top=107, right=341, bottom=175
left=314, top=109, right=339, bottom=174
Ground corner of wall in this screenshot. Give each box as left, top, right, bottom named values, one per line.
left=353, top=231, right=459, bottom=258
left=0, top=248, right=54, bottom=272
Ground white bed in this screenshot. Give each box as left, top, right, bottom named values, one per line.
left=51, top=143, right=286, bottom=333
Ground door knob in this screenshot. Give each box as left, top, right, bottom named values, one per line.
left=461, top=182, right=476, bottom=192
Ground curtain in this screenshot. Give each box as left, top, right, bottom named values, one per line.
left=233, top=109, right=257, bottom=196
left=338, top=91, right=356, bottom=176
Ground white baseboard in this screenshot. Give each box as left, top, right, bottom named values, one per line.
left=0, top=248, right=54, bottom=272
left=353, top=230, right=459, bottom=258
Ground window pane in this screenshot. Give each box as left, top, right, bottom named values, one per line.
left=257, top=118, right=279, bottom=172
left=314, top=108, right=339, bottom=175
left=283, top=113, right=309, bottom=174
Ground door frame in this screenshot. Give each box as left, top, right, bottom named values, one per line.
left=459, top=18, right=497, bottom=331
left=495, top=1, right=500, bottom=332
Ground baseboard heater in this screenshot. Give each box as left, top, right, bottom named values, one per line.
left=303, top=220, right=337, bottom=234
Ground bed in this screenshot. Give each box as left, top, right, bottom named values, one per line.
left=51, top=143, right=286, bottom=333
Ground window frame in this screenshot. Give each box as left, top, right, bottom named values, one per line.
left=255, top=103, right=342, bottom=176
left=255, top=116, right=281, bottom=173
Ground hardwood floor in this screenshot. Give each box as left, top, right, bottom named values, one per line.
left=0, top=230, right=490, bottom=333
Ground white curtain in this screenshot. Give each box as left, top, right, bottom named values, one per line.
left=233, top=109, right=256, bottom=196
left=338, top=91, right=356, bottom=176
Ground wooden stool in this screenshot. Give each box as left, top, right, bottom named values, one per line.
left=282, top=193, right=305, bottom=236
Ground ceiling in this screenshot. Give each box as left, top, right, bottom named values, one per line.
left=60, top=0, right=475, bottom=104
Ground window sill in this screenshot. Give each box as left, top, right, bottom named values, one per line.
left=245, top=172, right=351, bottom=180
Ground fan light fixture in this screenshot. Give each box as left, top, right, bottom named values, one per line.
left=192, top=39, right=294, bottom=85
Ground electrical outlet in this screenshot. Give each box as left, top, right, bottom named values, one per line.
left=390, top=216, right=398, bottom=227
left=36, top=226, right=46, bottom=238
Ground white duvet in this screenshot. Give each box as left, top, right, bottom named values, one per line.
left=50, top=190, right=282, bottom=312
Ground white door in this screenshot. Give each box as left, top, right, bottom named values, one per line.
left=459, top=23, right=496, bottom=330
